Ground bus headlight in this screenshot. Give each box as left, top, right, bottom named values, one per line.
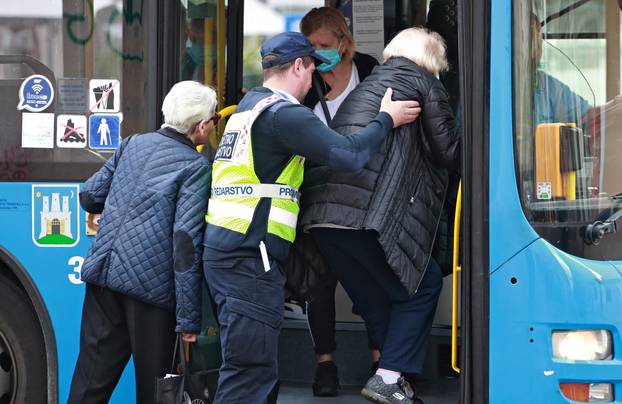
left=552, top=330, right=612, bottom=360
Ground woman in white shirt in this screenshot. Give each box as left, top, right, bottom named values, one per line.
left=299, top=6, right=379, bottom=397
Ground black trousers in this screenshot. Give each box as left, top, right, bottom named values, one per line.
left=67, top=284, right=177, bottom=404
left=306, top=250, right=381, bottom=355
left=306, top=273, right=338, bottom=355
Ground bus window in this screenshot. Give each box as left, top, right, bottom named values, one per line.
left=241, top=0, right=323, bottom=90
left=514, top=1, right=622, bottom=259
left=0, top=1, right=154, bottom=182
left=179, top=1, right=219, bottom=84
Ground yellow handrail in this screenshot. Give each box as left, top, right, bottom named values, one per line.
left=196, top=105, right=237, bottom=153
left=216, top=0, right=226, bottom=112
left=451, top=181, right=462, bottom=373
left=218, top=105, right=237, bottom=119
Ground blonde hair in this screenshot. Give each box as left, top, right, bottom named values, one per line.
left=383, top=28, right=449, bottom=76
left=161, top=81, right=217, bottom=134
left=300, top=7, right=355, bottom=61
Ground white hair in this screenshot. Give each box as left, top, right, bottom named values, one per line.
left=383, top=28, right=449, bottom=76
left=161, top=81, right=217, bottom=134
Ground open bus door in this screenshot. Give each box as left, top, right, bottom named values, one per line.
left=218, top=0, right=482, bottom=403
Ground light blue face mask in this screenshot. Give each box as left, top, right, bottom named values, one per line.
left=316, top=46, right=341, bottom=73
left=187, top=44, right=205, bottom=66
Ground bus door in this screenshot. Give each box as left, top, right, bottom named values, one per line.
left=224, top=1, right=475, bottom=403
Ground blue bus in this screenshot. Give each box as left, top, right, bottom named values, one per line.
left=0, top=0, right=621, bottom=403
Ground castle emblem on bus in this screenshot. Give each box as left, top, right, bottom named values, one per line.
left=32, top=184, right=80, bottom=247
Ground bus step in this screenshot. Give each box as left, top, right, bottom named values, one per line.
left=278, top=378, right=459, bottom=403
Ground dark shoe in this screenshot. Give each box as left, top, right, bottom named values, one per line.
left=312, top=361, right=339, bottom=397
left=361, top=375, right=424, bottom=404
left=369, top=361, right=380, bottom=378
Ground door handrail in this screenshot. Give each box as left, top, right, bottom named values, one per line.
left=0, top=54, right=55, bottom=80
left=451, top=181, right=462, bottom=373
left=197, top=105, right=237, bottom=153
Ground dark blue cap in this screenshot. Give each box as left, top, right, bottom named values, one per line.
left=260, top=32, right=330, bottom=69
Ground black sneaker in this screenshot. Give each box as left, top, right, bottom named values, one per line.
left=361, top=375, right=424, bottom=404
left=312, top=361, right=339, bottom=397
left=369, top=361, right=380, bottom=378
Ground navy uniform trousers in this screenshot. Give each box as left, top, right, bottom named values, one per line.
left=310, top=228, right=443, bottom=375
left=204, top=257, right=284, bottom=404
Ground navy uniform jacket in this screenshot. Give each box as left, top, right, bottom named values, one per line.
left=203, top=86, right=394, bottom=264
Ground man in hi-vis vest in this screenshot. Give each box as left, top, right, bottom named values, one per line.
left=203, top=32, right=421, bottom=404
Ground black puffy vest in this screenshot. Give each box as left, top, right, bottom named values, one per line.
left=299, top=57, right=461, bottom=295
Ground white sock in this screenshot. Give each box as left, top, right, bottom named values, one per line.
left=376, top=368, right=400, bottom=384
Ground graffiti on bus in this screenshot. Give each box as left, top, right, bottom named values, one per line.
left=63, top=0, right=144, bottom=62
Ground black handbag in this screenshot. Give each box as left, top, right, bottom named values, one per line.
left=155, top=336, right=212, bottom=404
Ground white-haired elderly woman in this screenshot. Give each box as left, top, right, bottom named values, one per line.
left=298, top=28, right=461, bottom=404
left=68, top=81, right=217, bottom=404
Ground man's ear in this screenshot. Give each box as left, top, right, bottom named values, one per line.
left=293, top=57, right=304, bottom=75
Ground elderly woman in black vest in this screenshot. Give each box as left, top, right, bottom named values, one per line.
left=299, top=28, right=461, bottom=404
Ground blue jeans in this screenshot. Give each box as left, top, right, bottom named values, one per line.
left=204, top=257, right=284, bottom=404
left=311, top=228, right=443, bottom=375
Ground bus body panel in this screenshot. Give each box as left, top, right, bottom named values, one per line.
left=490, top=0, right=622, bottom=402
left=489, top=0, right=540, bottom=274
left=0, top=182, right=135, bottom=403
left=610, top=262, right=622, bottom=278
left=490, top=239, right=622, bottom=403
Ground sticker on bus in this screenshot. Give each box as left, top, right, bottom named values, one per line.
left=537, top=182, right=552, bottom=200
left=57, top=78, right=88, bottom=113
left=22, top=113, right=55, bottom=149
left=89, top=114, right=121, bottom=149
left=31, top=184, right=80, bottom=247
left=17, top=74, right=54, bottom=112
left=89, top=79, right=120, bottom=113
left=57, top=115, right=87, bottom=148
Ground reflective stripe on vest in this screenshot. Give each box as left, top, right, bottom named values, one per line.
left=206, top=94, right=304, bottom=243
left=211, top=183, right=300, bottom=202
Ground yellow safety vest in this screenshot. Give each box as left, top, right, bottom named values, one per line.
left=206, top=94, right=304, bottom=243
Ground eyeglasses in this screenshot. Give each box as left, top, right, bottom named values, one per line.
left=190, top=112, right=222, bottom=134
left=208, top=112, right=221, bottom=124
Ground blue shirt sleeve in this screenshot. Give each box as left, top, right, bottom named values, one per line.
left=535, top=71, right=591, bottom=125
left=271, top=104, right=393, bottom=172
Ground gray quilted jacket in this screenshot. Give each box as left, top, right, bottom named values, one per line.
left=79, top=128, right=211, bottom=333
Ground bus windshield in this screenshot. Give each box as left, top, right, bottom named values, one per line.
left=514, top=0, right=622, bottom=259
